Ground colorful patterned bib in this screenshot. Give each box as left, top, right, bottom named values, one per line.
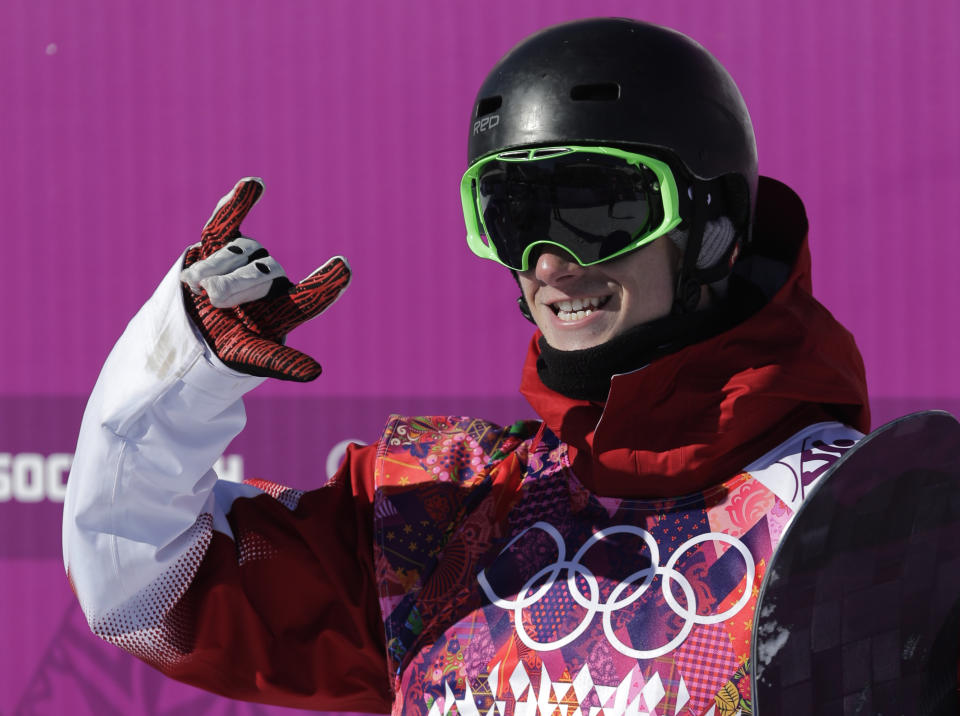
left=373, top=415, right=859, bottom=715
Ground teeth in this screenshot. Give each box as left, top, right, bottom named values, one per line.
left=553, top=296, right=607, bottom=322
left=555, top=297, right=603, bottom=313
left=558, top=309, right=593, bottom=322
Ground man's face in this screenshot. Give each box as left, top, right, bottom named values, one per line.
left=517, top=238, right=678, bottom=351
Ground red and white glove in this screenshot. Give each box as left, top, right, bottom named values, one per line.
left=180, top=177, right=351, bottom=382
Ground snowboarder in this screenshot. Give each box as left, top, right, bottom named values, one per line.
left=64, top=17, right=871, bottom=714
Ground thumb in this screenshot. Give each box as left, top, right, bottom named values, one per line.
left=260, top=343, right=324, bottom=382
left=219, top=333, right=323, bottom=382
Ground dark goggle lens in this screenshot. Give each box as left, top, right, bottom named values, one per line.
left=475, top=154, right=662, bottom=269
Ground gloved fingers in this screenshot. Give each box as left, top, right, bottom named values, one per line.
left=245, top=256, right=350, bottom=339
left=200, top=256, right=289, bottom=308
left=199, top=178, right=264, bottom=257
left=289, top=256, right=352, bottom=321
left=219, top=333, right=323, bottom=382
left=181, top=237, right=269, bottom=294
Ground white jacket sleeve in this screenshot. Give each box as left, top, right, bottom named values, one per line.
left=62, top=253, right=394, bottom=710
left=62, top=250, right=267, bottom=628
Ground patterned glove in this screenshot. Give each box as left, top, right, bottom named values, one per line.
left=180, top=177, right=351, bottom=382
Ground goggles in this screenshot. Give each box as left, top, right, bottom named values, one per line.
left=461, top=146, right=682, bottom=271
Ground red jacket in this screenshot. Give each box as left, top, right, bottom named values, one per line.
left=522, top=177, right=869, bottom=500
left=64, top=178, right=869, bottom=712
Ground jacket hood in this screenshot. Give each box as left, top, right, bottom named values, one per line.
left=519, top=177, right=870, bottom=499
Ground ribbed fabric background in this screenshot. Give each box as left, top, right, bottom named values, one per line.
left=1, top=1, right=959, bottom=714
left=2, top=0, right=958, bottom=401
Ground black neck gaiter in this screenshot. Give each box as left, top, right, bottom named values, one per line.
left=535, top=304, right=737, bottom=402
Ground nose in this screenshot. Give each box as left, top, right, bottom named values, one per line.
left=532, top=246, right=585, bottom=284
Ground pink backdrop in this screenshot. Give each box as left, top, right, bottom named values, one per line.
left=2, top=1, right=959, bottom=713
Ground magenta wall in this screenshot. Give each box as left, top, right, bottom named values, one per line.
left=2, top=1, right=959, bottom=713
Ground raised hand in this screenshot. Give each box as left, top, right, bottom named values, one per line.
left=180, top=178, right=350, bottom=382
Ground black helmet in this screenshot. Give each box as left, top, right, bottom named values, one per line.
left=467, top=18, right=758, bottom=311
left=468, top=17, right=757, bottom=216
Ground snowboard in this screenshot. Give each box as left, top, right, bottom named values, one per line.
left=752, top=411, right=960, bottom=715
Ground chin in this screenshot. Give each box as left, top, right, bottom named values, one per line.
left=534, top=310, right=620, bottom=352
left=541, top=331, right=609, bottom=352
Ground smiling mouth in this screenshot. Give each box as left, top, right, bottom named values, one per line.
left=550, top=296, right=611, bottom=322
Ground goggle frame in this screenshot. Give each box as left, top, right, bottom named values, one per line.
left=460, top=145, right=683, bottom=271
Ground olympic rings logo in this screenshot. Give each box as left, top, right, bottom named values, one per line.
left=477, top=521, right=755, bottom=659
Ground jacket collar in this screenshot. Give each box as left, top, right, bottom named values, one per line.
left=519, top=177, right=870, bottom=498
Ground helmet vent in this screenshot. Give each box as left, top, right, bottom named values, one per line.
left=570, top=83, right=620, bottom=101
left=476, top=96, right=502, bottom=117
